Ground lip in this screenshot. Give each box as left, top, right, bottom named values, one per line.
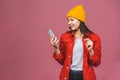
left=69, top=24, right=74, bottom=27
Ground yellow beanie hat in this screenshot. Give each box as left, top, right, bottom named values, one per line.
left=66, top=5, right=86, bottom=23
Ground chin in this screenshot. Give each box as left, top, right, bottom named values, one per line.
left=69, top=27, right=76, bottom=31
left=71, top=28, right=76, bottom=31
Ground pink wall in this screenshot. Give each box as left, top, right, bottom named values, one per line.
left=0, top=0, right=120, bottom=80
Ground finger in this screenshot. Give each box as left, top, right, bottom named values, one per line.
left=51, top=35, right=56, bottom=42
left=50, top=36, right=56, bottom=45
left=53, top=37, right=58, bottom=44
left=84, top=38, right=89, bottom=43
left=87, top=45, right=91, bottom=48
left=50, top=37, right=54, bottom=44
left=84, top=38, right=91, bottom=42
left=55, top=40, right=59, bottom=44
left=50, top=35, right=54, bottom=41
left=52, top=39, right=59, bottom=48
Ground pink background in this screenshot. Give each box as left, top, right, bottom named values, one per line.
left=0, top=0, right=120, bottom=80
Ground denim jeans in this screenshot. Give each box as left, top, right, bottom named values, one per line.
left=69, top=70, right=83, bottom=80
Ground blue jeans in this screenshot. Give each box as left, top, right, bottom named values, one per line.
left=69, top=70, right=83, bottom=80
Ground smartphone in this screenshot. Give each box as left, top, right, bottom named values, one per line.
left=47, top=29, right=55, bottom=37
left=47, top=29, right=58, bottom=41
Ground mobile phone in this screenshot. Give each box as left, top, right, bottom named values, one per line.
left=47, top=29, right=59, bottom=43
left=47, top=29, right=55, bottom=37
left=47, top=29, right=58, bottom=40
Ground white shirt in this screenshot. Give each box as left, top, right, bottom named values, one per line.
left=70, top=38, right=83, bottom=70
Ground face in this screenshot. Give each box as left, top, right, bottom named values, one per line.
left=67, top=17, right=80, bottom=31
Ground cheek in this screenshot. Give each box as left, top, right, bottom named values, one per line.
left=73, top=20, right=80, bottom=26
left=77, top=22, right=80, bottom=28
left=74, top=22, right=80, bottom=28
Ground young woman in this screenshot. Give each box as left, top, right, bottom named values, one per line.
left=50, top=5, right=101, bottom=80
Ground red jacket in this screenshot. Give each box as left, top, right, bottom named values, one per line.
left=53, top=31, right=101, bottom=80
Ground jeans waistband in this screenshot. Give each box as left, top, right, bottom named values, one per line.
left=70, top=70, right=83, bottom=74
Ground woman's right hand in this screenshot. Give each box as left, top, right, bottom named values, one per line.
left=50, top=35, right=59, bottom=49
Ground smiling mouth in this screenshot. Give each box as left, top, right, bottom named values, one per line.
left=69, top=25, right=74, bottom=30
left=69, top=24, right=74, bottom=27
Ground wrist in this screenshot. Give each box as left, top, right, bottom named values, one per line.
left=54, top=48, right=60, bottom=55
left=89, top=49, right=94, bottom=56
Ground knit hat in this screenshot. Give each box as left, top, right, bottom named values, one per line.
left=66, top=5, right=86, bottom=23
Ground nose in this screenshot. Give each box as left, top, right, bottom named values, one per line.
left=68, top=20, right=71, bottom=25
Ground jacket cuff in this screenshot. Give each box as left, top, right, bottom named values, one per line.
left=53, top=52, right=61, bottom=60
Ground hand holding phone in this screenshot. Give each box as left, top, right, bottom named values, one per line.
left=47, top=29, right=55, bottom=37
left=47, top=29, right=58, bottom=41
left=47, top=29, right=59, bottom=49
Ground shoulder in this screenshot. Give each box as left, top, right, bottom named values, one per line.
left=60, top=31, right=72, bottom=38
left=59, top=31, right=73, bottom=42
left=88, top=32, right=101, bottom=41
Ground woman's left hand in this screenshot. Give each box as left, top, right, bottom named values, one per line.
left=84, top=38, right=94, bottom=56
left=84, top=38, right=94, bottom=53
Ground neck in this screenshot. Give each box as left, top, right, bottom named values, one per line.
left=74, top=29, right=83, bottom=39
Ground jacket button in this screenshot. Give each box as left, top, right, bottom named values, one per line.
left=66, top=66, right=69, bottom=69
left=68, top=55, right=71, bottom=58
left=66, top=40, right=69, bottom=42
left=64, top=77, right=67, bottom=80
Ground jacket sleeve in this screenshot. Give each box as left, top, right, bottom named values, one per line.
left=89, top=34, right=101, bottom=67
left=53, top=35, right=66, bottom=65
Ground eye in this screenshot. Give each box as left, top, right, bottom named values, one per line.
left=71, top=18, right=74, bottom=21
left=67, top=18, right=74, bottom=22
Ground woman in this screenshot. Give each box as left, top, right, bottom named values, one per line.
left=50, top=4, right=101, bottom=80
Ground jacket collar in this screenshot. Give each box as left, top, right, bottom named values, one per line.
left=71, top=31, right=75, bottom=38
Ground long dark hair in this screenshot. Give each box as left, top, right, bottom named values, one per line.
left=79, top=20, right=93, bottom=38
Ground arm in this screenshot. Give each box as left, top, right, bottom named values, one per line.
left=89, top=35, right=101, bottom=67
left=53, top=35, right=66, bottom=65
